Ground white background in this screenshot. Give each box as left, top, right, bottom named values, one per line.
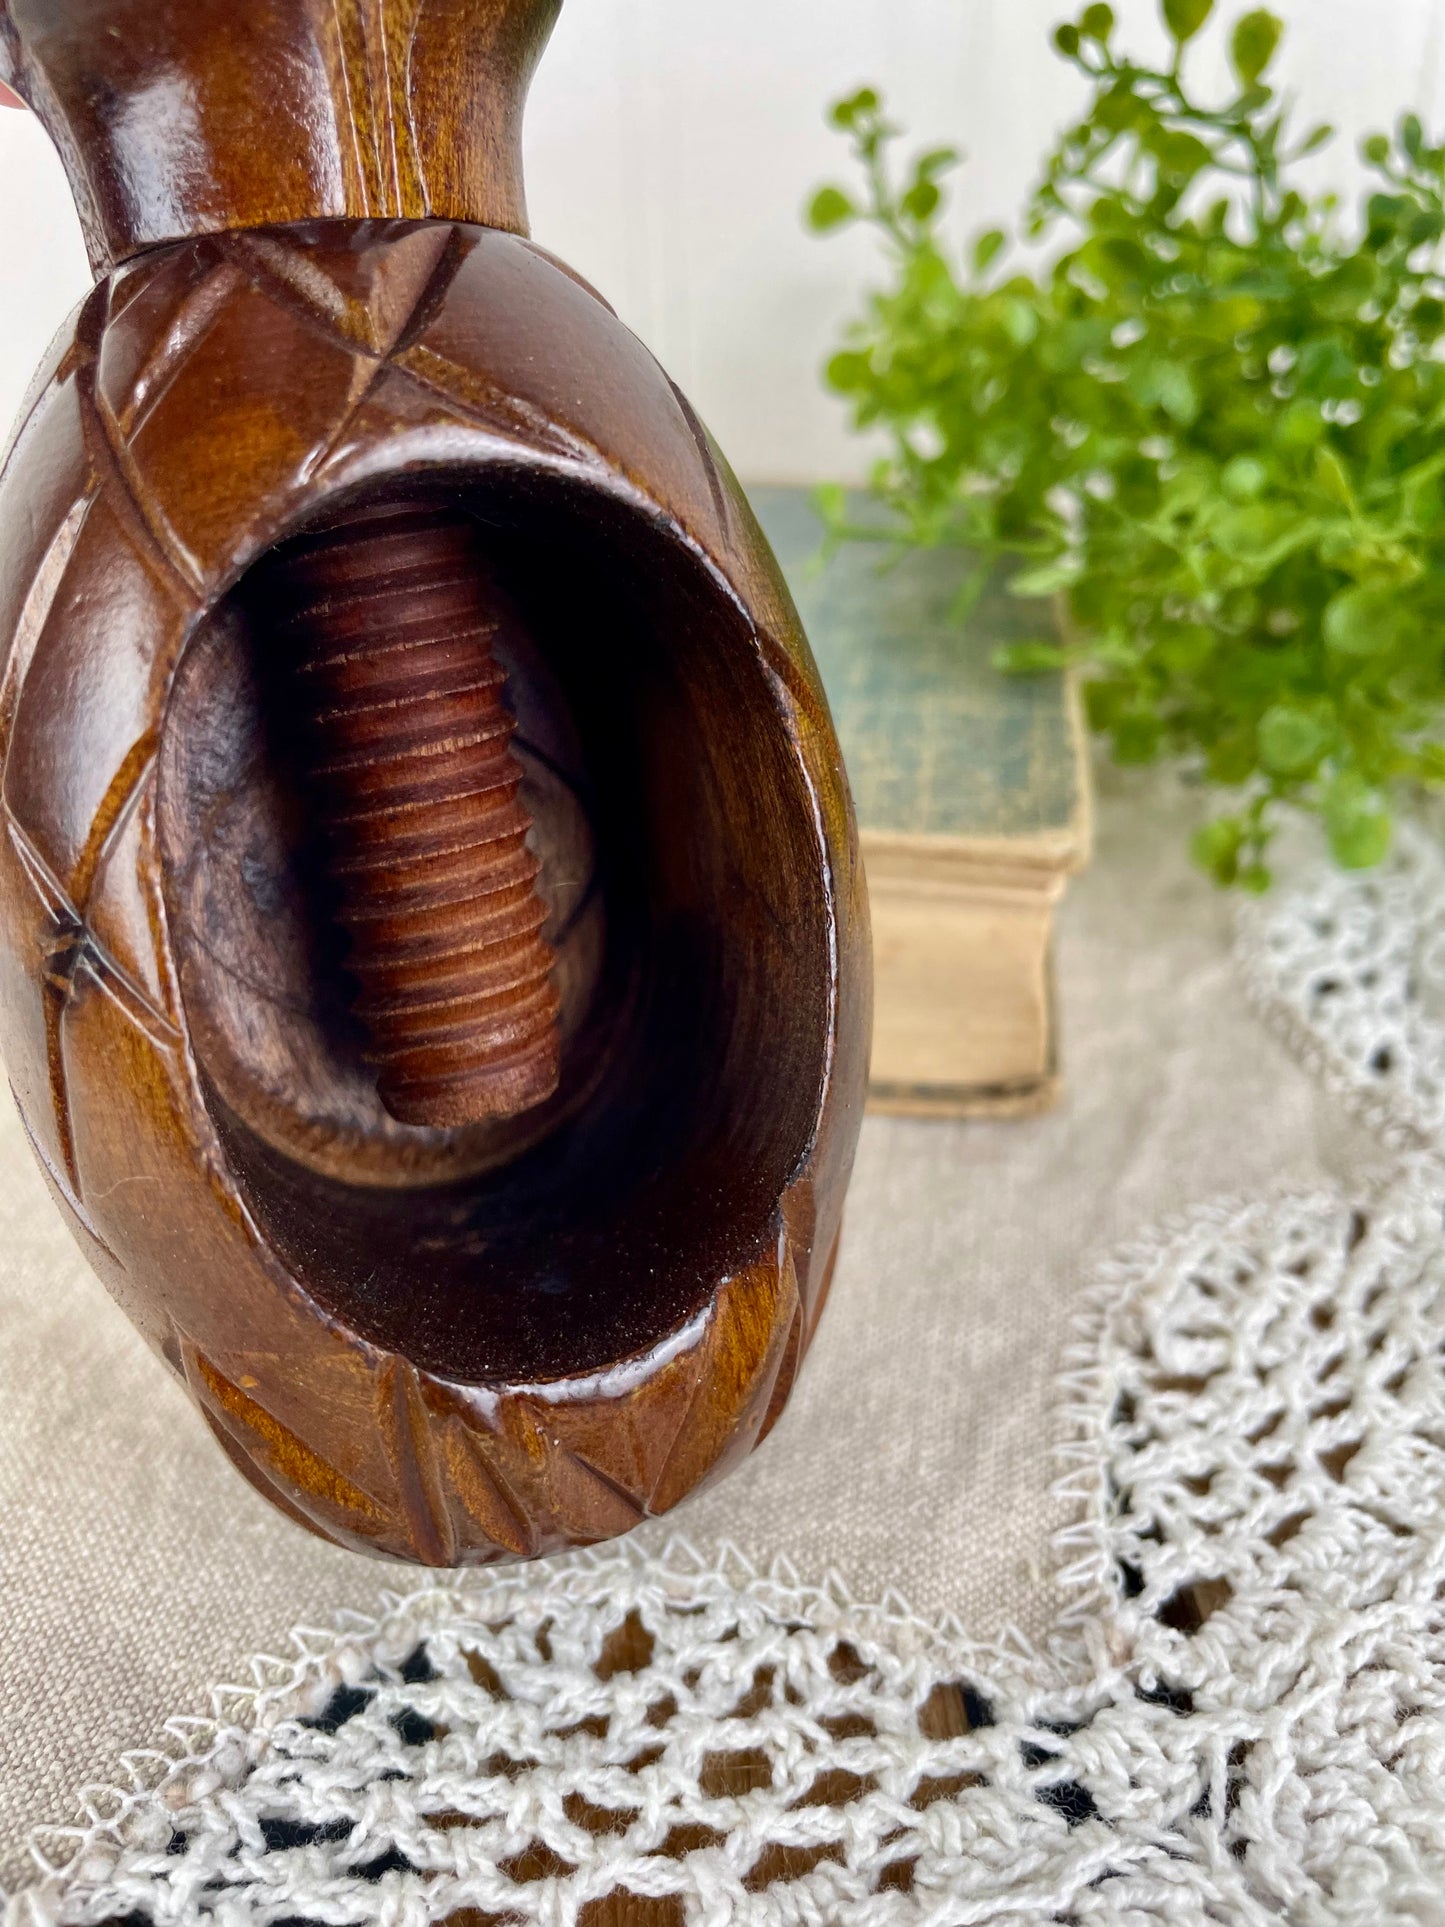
left=2, top=0, right=1444, bottom=481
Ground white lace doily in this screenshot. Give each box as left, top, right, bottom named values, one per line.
left=1236, top=820, right=1445, bottom=1149
left=13, top=1155, right=1445, bottom=1927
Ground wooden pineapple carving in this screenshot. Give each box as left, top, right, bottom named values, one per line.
left=0, top=0, right=870, bottom=1564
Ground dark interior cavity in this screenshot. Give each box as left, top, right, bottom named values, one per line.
left=158, top=467, right=831, bottom=1385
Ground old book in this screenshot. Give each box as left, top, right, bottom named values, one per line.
left=752, top=486, right=1092, bottom=1117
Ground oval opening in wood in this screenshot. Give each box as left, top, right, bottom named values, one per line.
left=158, top=467, right=833, bottom=1386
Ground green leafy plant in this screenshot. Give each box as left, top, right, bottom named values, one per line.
left=808, top=1, right=1445, bottom=886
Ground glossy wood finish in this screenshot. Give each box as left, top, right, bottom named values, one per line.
left=0, top=0, right=560, bottom=271
left=0, top=4, right=870, bottom=1565
left=258, top=500, right=561, bottom=1127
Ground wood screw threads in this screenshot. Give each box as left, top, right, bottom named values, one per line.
left=264, top=501, right=561, bottom=1128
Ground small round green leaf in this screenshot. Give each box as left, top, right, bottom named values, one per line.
left=1053, top=22, right=1082, bottom=55
left=1207, top=734, right=1257, bottom=786
left=1324, top=773, right=1392, bottom=869
left=811, top=482, right=848, bottom=528
left=824, top=349, right=872, bottom=392
left=1322, top=585, right=1404, bottom=658
left=915, top=145, right=961, bottom=181
left=1258, top=704, right=1328, bottom=776
left=1002, top=296, right=1041, bottom=347
left=1095, top=82, right=1147, bottom=132
left=1080, top=3, right=1115, bottom=39
left=1157, top=130, right=1213, bottom=180
left=1192, top=818, right=1243, bottom=885
left=901, top=180, right=941, bottom=222
left=1156, top=624, right=1215, bottom=674
left=973, top=228, right=1007, bottom=274
left=1222, top=454, right=1268, bottom=501
left=1230, top=9, right=1283, bottom=84
left=828, top=87, right=880, bottom=131
left=1128, top=358, right=1201, bottom=426
left=1275, top=398, right=1325, bottom=448
left=1162, top=0, right=1214, bottom=45
left=1210, top=502, right=1293, bottom=556
left=807, top=186, right=857, bottom=232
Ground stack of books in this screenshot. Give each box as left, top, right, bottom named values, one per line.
left=754, top=487, right=1092, bottom=1118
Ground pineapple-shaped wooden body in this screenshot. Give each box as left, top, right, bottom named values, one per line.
left=0, top=0, right=870, bottom=1562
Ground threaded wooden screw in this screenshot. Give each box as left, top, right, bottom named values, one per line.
left=263, top=500, right=561, bottom=1128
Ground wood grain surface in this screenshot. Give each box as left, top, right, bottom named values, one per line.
left=257, top=499, right=562, bottom=1128
left=0, top=0, right=562, bottom=271
left=0, top=3, right=870, bottom=1564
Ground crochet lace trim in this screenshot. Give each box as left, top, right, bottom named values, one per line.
left=1235, top=819, right=1445, bottom=1150
left=15, top=1157, right=1445, bottom=1925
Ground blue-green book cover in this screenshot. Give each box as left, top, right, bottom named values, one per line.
left=750, top=487, right=1088, bottom=860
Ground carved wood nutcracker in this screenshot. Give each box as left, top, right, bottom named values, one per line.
left=0, top=0, right=870, bottom=1561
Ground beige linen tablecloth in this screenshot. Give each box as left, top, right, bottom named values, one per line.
left=0, top=762, right=1384, bottom=1892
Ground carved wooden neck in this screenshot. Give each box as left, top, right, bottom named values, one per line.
left=0, top=0, right=562, bottom=274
